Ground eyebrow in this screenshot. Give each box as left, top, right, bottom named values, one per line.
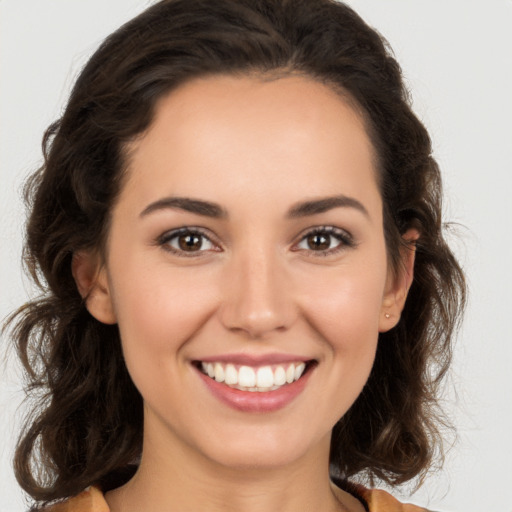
left=287, top=195, right=369, bottom=218
left=140, top=197, right=227, bottom=218
left=139, top=194, right=369, bottom=220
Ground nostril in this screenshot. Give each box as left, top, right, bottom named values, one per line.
left=218, top=264, right=296, bottom=337
left=220, top=307, right=293, bottom=339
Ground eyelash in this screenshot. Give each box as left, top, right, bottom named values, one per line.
left=156, top=226, right=355, bottom=257
left=292, top=226, right=355, bottom=256
left=157, top=227, right=220, bottom=257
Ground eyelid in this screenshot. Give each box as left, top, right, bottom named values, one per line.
left=291, top=225, right=356, bottom=255
left=157, top=226, right=222, bottom=256
left=155, top=225, right=355, bottom=257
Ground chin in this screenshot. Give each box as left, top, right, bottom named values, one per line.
left=199, top=426, right=329, bottom=472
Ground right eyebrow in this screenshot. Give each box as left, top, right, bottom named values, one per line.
left=139, top=197, right=227, bottom=218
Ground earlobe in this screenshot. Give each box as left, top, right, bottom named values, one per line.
left=72, top=251, right=117, bottom=325
left=379, top=228, right=419, bottom=332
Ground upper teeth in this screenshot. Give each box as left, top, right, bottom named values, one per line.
left=200, top=362, right=307, bottom=391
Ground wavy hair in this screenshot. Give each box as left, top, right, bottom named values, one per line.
left=6, top=0, right=466, bottom=506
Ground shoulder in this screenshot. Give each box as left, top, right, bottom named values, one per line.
left=42, top=483, right=432, bottom=512
left=43, top=487, right=109, bottom=512
left=357, top=485, right=432, bottom=512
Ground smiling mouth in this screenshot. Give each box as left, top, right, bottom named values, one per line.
left=195, top=361, right=315, bottom=392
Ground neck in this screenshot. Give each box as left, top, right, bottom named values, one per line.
left=105, top=415, right=363, bottom=512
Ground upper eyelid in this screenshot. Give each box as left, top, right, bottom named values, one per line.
left=156, top=225, right=354, bottom=250
left=294, top=225, right=353, bottom=242
left=291, top=225, right=356, bottom=253
left=159, top=226, right=214, bottom=239
left=157, top=227, right=221, bottom=250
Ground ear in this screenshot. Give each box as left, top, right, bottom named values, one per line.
left=379, top=229, right=419, bottom=332
left=72, top=250, right=117, bottom=325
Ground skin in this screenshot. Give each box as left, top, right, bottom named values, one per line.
left=74, top=74, right=416, bottom=512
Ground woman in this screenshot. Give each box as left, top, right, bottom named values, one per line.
left=7, top=0, right=465, bottom=510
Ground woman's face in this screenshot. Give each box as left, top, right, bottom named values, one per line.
left=83, top=75, right=405, bottom=470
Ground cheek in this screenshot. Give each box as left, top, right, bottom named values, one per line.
left=299, top=258, right=388, bottom=346
left=108, top=258, right=220, bottom=364
left=301, top=269, right=385, bottom=418
left=107, top=260, right=225, bottom=421
left=309, top=280, right=383, bottom=333
left=309, top=279, right=383, bottom=385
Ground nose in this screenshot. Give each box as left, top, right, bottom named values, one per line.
left=219, top=246, right=296, bottom=339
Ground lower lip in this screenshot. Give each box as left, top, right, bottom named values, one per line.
left=195, top=365, right=313, bottom=413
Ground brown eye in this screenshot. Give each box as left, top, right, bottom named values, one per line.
left=294, top=227, right=354, bottom=255
left=160, top=228, right=216, bottom=255
left=306, top=233, right=330, bottom=251
left=178, top=233, right=203, bottom=251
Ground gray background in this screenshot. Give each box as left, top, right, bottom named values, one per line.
left=1, top=1, right=511, bottom=510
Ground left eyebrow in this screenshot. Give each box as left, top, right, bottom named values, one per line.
left=287, top=195, right=370, bottom=218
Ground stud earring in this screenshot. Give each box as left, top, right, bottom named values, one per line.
left=385, top=313, right=390, bottom=319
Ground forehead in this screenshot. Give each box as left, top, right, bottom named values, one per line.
left=121, top=74, right=380, bottom=217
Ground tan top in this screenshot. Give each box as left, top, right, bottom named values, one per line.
left=358, top=486, right=431, bottom=512
left=46, top=485, right=431, bottom=512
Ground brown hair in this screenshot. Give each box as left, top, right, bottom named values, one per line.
left=7, top=0, right=465, bottom=506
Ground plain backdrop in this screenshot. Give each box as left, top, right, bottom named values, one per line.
left=1, top=1, right=511, bottom=510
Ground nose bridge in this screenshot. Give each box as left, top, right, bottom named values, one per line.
left=220, top=242, right=294, bottom=337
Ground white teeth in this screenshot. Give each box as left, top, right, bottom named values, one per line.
left=286, top=364, right=295, bottom=384
left=214, top=363, right=225, bottom=383
left=225, top=364, right=238, bottom=385
left=274, top=366, right=286, bottom=386
left=256, top=366, right=274, bottom=388
left=199, top=360, right=310, bottom=391
left=238, top=366, right=256, bottom=387
left=294, top=362, right=306, bottom=381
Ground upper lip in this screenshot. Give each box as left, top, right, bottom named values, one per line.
left=194, top=353, right=313, bottom=366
